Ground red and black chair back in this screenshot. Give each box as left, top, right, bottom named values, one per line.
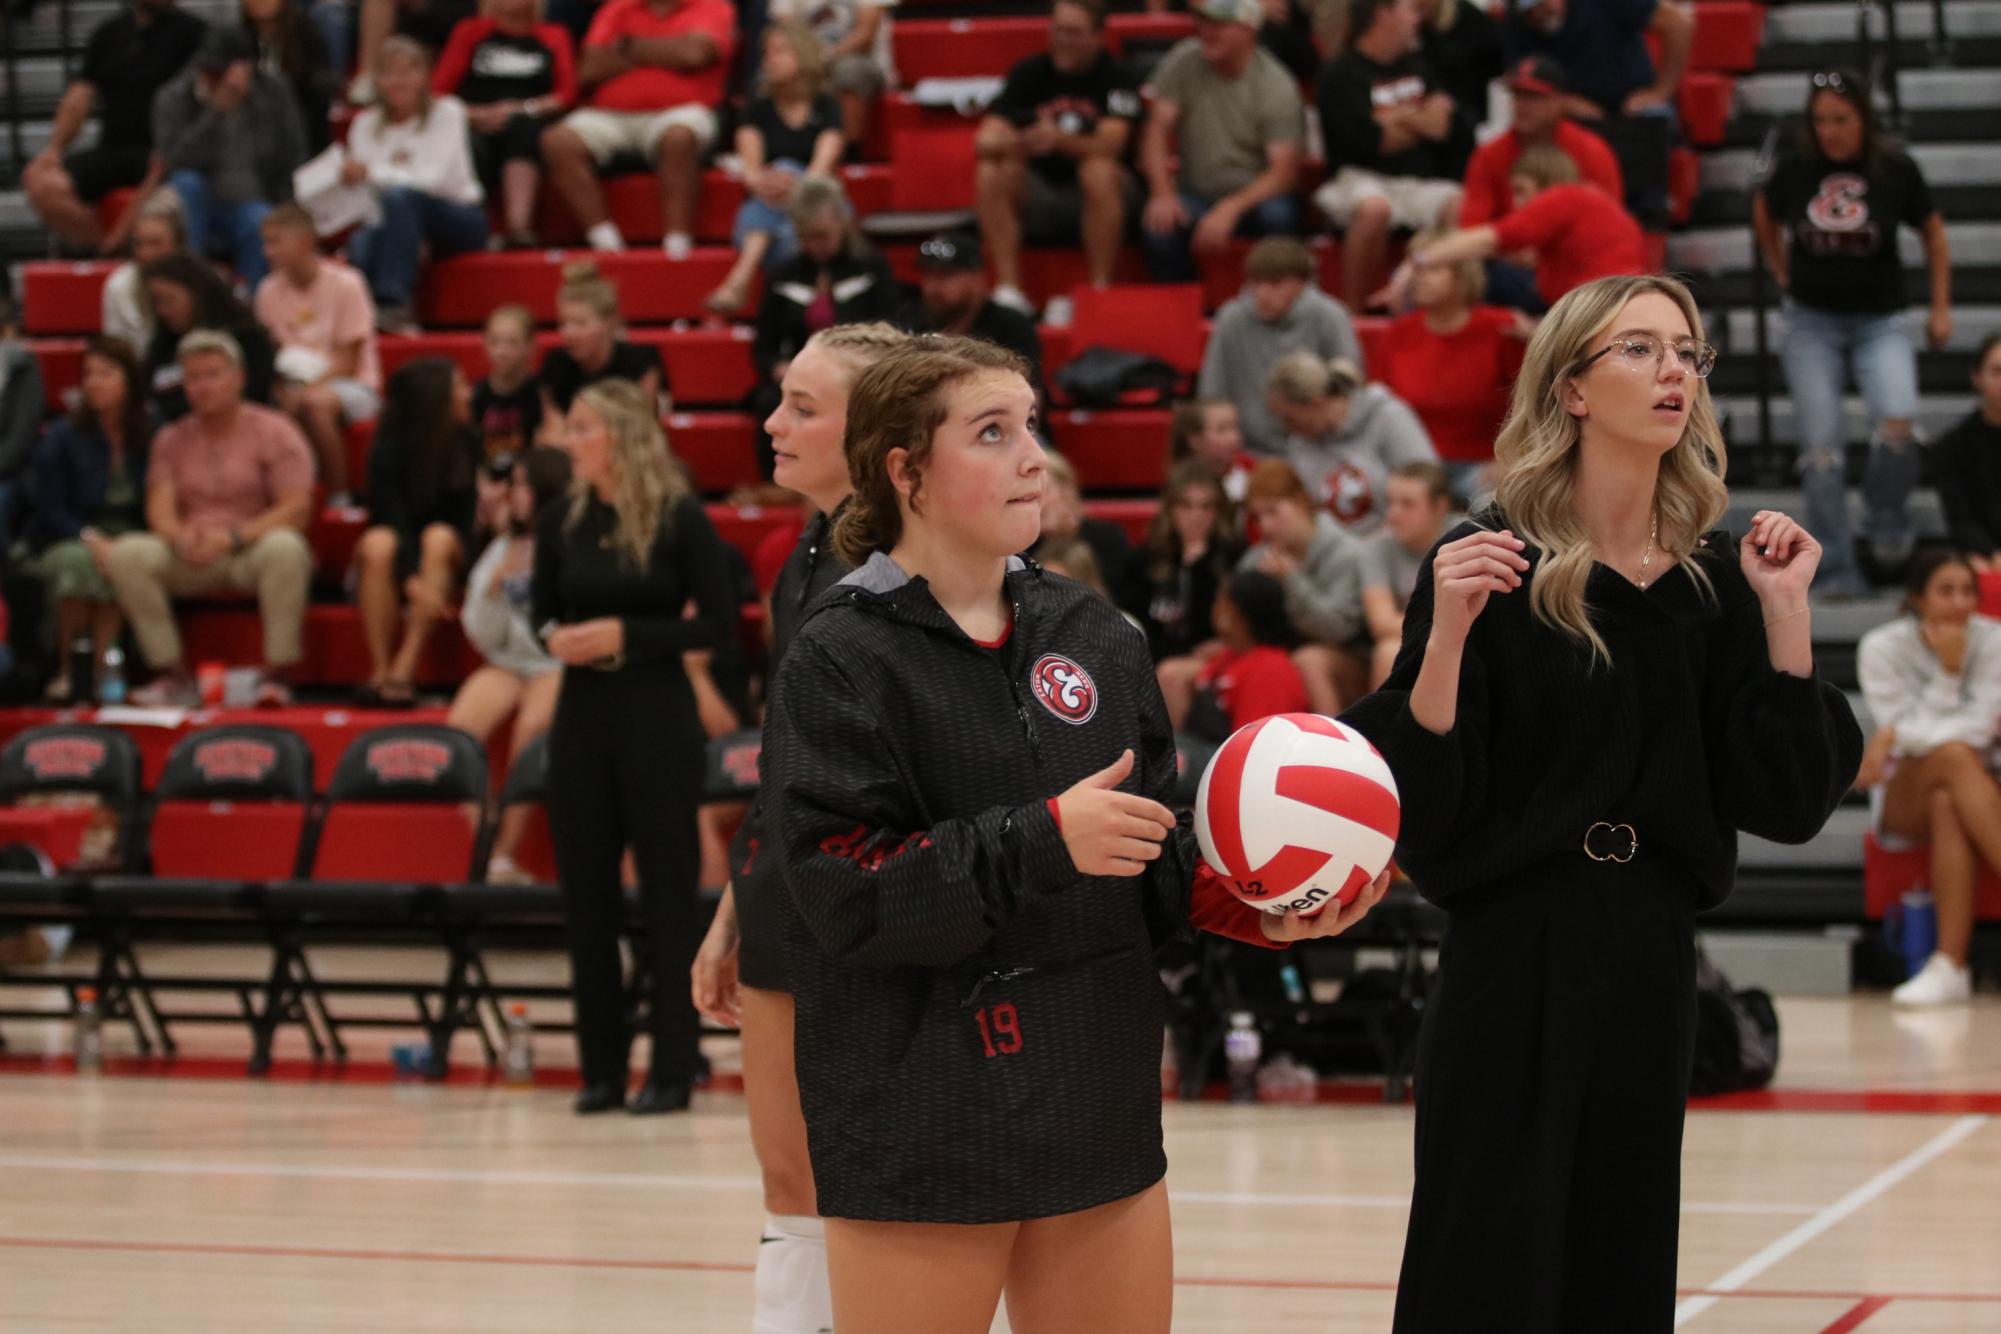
left=308, top=725, right=489, bottom=883
left=0, top=724, right=145, bottom=870
left=152, top=726, right=315, bottom=881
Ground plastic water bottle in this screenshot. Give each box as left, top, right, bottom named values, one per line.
left=502, top=1003, right=534, bottom=1086
left=99, top=647, right=127, bottom=706
left=1224, top=1012, right=1262, bottom=1104
left=73, top=986, right=103, bottom=1074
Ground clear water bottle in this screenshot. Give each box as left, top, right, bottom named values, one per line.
left=74, top=986, right=103, bottom=1074
left=502, top=1003, right=534, bottom=1086
left=1224, top=1011, right=1262, bottom=1104
left=99, top=647, right=127, bottom=706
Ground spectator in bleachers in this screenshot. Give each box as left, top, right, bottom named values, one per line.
left=309, top=0, right=360, bottom=88
left=21, top=0, right=209, bottom=255
left=540, top=0, right=737, bottom=258
left=27, top=338, right=153, bottom=703
left=432, top=0, right=579, bottom=250
left=1123, top=459, right=1243, bottom=663
left=1937, top=334, right=2001, bottom=573
left=1267, top=351, right=1436, bottom=538
left=975, top=0, right=1143, bottom=314
left=1359, top=458, right=1455, bottom=686
left=348, top=0, right=478, bottom=101
left=1233, top=456, right=1365, bottom=713
left=1507, top=0, right=1689, bottom=121
left=243, top=0, right=341, bottom=154
left=1035, top=535, right=1114, bottom=601
left=1754, top=68, right=1953, bottom=597
left=1417, top=0, right=1502, bottom=129
left=105, top=329, right=315, bottom=708
left=1458, top=56, right=1621, bottom=310
left=1398, top=144, right=1647, bottom=313
left=354, top=358, right=480, bottom=704
left=100, top=193, right=189, bottom=359
left=1174, top=568, right=1310, bottom=736
left=1316, top=0, right=1472, bottom=312
left=1170, top=397, right=1253, bottom=504
left=1856, top=550, right=2001, bottom=1006
left=1035, top=450, right=1132, bottom=589
left=151, top=28, right=311, bottom=291
left=473, top=305, right=545, bottom=460
left=749, top=177, right=903, bottom=474
left=255, top=205, right=382, bottom=505
left=891, top=231, right=1044, bottom=389
left=0, top=286, right=48, bottom=557
left=453, top=444, right=572, bottom=883
left=1374, top=233, right=1524, bottom=499
left=1197, top=237, right=1363, bottom=457
left=142, top=254, right=280, bottom=422
left=1138, top=0, right=1305, bottom=282
left=1255, top=0, right=1322, bottom=84
left=703, top=22, right=846, bottom=316
left=537, top=261, right=668, bottom=425
left=764, top=0, right=893, bottom=147
left=343, top=37, right=491, bottom=335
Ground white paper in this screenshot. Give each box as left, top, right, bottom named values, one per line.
left=293, top=145, right=381, bottom=237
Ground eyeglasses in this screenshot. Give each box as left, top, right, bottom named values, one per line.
left=1575, top=334, right=1718, bottom=379
left=1811, top=70, right=1847, bottom=90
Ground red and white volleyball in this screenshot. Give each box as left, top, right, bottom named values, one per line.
left=1194, top=714, right=1401, bottom=917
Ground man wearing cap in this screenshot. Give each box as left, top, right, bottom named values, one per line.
left=1138, top=0, right=1305, bottom=283
left=891, top=231, right=1046, bottom=391
left=144, top=28, right=310, bottom=289
left=1460, top=57, right=1622, bottom=227
left=1315, top=0, right=1470, bottom=311
left=104, top=330, right=316, bottom=708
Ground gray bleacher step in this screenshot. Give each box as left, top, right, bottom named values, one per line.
left=1670, top=221, right=2001, bottom=274
left=1702, top=142, right=2001, bottom=194
left=1719, top=305, right=2001, bottom=354
left=2, top=0, right=237, bottom=52
left=1712, top=391, right=1975, bottom=445
left=1699, top=928, right=1858, bottom=996
left=1737, top=67, right=2001, bottom=115
left=1763, top=0, right=2001, bottom=43
left=1742, top=804, right=1874, bottom=872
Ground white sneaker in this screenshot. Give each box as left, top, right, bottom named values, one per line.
left=992, top=284, right=1035, bottom=316
left=1892, top=953, right=1972, bottom=1006
left=662, top=232, right=693, bottom=261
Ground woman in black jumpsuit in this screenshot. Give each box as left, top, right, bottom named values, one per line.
left=761, top=336, right=1383, bottom=1333
left=1341, top=274, right=1863, bottom=1332
left=532, top=378, right=737, bottom=1116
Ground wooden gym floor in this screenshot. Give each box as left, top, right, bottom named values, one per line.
left=1, top=944, right=1999, bottom=1332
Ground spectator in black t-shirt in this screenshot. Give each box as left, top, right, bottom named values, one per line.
left=22, top=0, right=208, bottom=253
left=536, top=262, right=667, bottom=430
left=1316, top=0, right=1470, bottom=311
left=1753, top=68, right=1953, bottom=595
left=704, top=23, right=846, bottom=316
left=243, top=0, right=340, bottom=154
left=1935, top=334, right=2001, bottom=573
left=431, top=0, right=578, bottom=248
left=1418, top=0, right=1502, bottom=128
left=473, top=305, right=544, bottom=460
left=890, top=231, right=1045, bottom=393
left=350, top=0, right=478, bottom=101
left=975, top=0, right=1143, bottom=313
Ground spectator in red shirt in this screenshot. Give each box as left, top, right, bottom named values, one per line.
left=1180, top=568, right=1310, bottom=738
left=432, top=0, right=578, bottom=249
left=540, top=0, right=736, bottom=258
left=1402, top=145, right=1646, bottom=311
left=1374, top=231, right=1526, bottom=498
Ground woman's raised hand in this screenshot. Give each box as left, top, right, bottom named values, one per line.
left=1429, top=529, right=1528, bottom=647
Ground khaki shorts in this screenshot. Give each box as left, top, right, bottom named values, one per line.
left=1314, top=166, right=1461, bottom=230
left=563, top=105, right=720, bottom=164
left=829, top=52, right=886, bottom=97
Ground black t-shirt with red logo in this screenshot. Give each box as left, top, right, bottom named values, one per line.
left=991, top=50, right=1142, bottom=183
left=1316, top=48, right=1472, bottom=181
left=1763, top=149, right=1937, bottom=314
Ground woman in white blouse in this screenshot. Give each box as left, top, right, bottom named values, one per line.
left=342, top=35, right=489, bottom=333
left=1857, top=549, right=2001, bottom=1005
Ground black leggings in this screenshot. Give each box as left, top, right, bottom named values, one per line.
left=1393, top=855, right=1698, bottom=1334
left=547, top=667, right=705, bottom=1089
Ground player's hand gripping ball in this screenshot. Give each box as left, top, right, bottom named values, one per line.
left=1194, top=714, right=1401, bottom=917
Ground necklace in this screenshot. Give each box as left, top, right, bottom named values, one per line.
left=1637, top=512, right=1658, bottom=589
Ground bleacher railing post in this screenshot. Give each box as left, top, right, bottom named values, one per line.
left=1750, top=127, right=1781, bottom=477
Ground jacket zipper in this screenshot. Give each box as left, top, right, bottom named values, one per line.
left=995, top=591, right=1041, bottom=765
left=960, top=944, right=1138, bottom=1008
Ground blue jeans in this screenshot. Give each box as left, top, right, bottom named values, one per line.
left=169, top=171, right=273, bottom=290
left=347, top=187, right=491, bottom=307
left=732, top=161, right=804, bottom=272
left=309, top=0, right=356, bottom=79
left=1141, top=189, right=1301, bottom=282
left=1780, top=299, right=1922, bottom=589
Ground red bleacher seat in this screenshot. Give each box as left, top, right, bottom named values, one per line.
left=20, top=263, right=114, bottom=336
left=889, top=128, right=980, bottom=212
left=1082, top=498, right=1158, bottom=547
left=1688, top=2, right=1766, bottom=72
left=28, top=337, right=85, bottom=401
left=1679, top=72, right=1735, bottom=147
left=148, top=726, right=316, bottom=880
left=1068, top=285, right=1207, bottom=374
left=418, top=249, right=738, bottom=327
left=377, top=326, right=756, bottom=406
left=669, top=411, right=761, bottom=490
left=1668, top=147, right=1701, bottom=227
left=1864, top=831, right=2001, bottom=921
left=176, top=603, right=481, bottom=688
left=308, top=725, right=487, bottom=883
left=1049, top=409, right=1170, bottom=492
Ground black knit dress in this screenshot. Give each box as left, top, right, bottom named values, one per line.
left=1341, top=516, right=1863, bottom=1333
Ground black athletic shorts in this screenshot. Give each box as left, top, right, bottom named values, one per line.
left=63, top=146, right=152, bottom=202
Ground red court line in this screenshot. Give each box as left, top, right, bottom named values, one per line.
left=4, top=1236, right=1999, bottom=1306
left=1692, top=1088, right=2001, bottom=1115
left=1819, top=1295, right=1894, bottom=1333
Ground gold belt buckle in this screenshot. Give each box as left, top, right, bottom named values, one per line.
left=1584, top=822, right=1638, bottom=864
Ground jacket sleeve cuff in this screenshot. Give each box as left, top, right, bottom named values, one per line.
left=1012, top=799, right=1079, bottom=896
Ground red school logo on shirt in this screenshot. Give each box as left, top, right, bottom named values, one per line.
left=1324, top=463, right=1376, bottom=527
left=1030, top=654, right=1098, bottom=725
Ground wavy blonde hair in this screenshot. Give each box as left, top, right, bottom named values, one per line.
left=568, top=379, right=688, bottom=569
left=1492, top=273, right=1729, bottom=666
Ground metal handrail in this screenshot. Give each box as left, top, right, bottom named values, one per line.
left=1855, top=0, right=1907, bottom=126
left=1748, top=126, right=1783, bottom=474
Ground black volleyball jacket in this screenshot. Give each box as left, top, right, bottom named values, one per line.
left=762, top=553, right=1264, bottom=1224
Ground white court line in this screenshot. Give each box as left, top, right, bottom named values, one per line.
left=1672, top=1113, right=1990, bottom=1328
left=0, top=1154, right=1816, bottom=1214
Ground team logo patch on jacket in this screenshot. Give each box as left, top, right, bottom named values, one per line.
left=1030, top=654, right=1098, bottom=724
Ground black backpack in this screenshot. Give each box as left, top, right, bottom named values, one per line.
left=1689, top=948, right=1780, bottom=1096
left=1053, top=346, right=1181, bottom=407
